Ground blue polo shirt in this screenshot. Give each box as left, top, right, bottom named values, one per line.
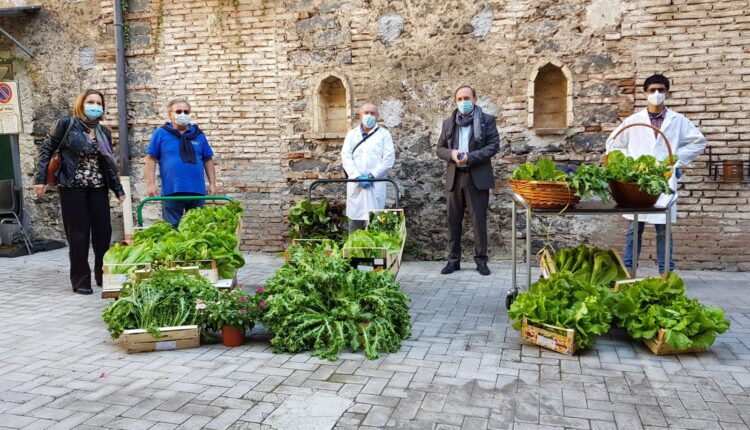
left=146, top=124, right=214, bottom=195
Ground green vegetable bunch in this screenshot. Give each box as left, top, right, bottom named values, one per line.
left=510, top=157, right=568, bottom=182
left=605, top=150, right=676, bottom=196
left=567, top=164, right=610, bottom=201
left=367, top=211, right=404, bottom=236
left=288, top=199, right=348, bottom=243
left=508, top=272, right=616, bottom=349
left=261, top=247, right=411, bottom=361
left=102, top=270, right=219, bottom=339
left=344, top=230, right=402, bottom=258
left=613, top=274, right=730, bottom=350
left=553, top=246, right=629, bottom=287
left=179, top=201, right=243, bottom=235
left=103, top=243, right=153, bottom=274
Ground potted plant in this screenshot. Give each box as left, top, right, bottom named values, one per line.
left=205, top=288, right=259, bottom=347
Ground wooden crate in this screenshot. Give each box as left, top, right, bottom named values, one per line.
left=520, top=316, right=576, bottom=355
left=171, top=260, right=219, bottom=283
left=102, top=263, right=150, bottom=299
left=539, top=248, right=630, bottom=282
left=644, top=328, right=707, bottom=356
left=362, top=209, right=407, bottom=275
left=120, top=325, right=200, bottom=353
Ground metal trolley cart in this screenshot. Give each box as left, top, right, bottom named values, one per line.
left=505, top=192, right=677, bottom=310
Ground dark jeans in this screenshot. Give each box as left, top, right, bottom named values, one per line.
left=623, top=221, right=675, bottom=274
left=59, top=187, right=112, bottom=291
left=163, top=193, right=205, bottom=228
left=447, top=170, right=489, bottom=264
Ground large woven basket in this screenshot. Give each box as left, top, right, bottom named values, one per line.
left=509, top=180, right=580, bottom=209
left=605, top=122, right=674, bottom=208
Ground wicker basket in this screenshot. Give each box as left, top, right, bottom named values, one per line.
left=509, top=180, right=580, bottom=209
left=605, top=123, right=674, bottom=208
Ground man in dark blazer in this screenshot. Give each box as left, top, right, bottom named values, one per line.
left=436, top=85, right=501, bottom=275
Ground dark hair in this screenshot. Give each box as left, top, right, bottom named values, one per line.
left=643, top=74, right=670, bottom=92
left=454, top=84, right=476, bottom=98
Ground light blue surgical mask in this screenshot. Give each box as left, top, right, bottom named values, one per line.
left=84, top=104, right=103, bottom=120
left=457, top=100, right=474, bottom=114
left=362, top=114, right=377, bottom=129
left=174, top=113, right=191, bottom=127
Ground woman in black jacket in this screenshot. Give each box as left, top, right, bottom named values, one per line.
left=34, top=89, right=126, bottom=295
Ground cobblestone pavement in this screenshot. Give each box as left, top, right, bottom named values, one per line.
left=1, top=248, right=749, bottom=430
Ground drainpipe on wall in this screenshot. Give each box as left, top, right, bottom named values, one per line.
left=113, top=0, right=134, bottom=243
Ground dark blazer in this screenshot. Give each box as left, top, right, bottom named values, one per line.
left=35, top=116, right=125, bottom=197
left=436, top=109, right=501, bottom=191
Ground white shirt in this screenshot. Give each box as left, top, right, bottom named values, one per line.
left=458, top=126, right=471, bottom=153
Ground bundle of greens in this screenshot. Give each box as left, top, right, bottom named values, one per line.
left=613, top=274, right=730, bottom=350
left=367, top=211, right=404, bottom=236
left=102, top=270, right=219, bottom=339
left=605, top=151, right=676, bottom=196
left=286, top=239, right=338, bottom=263
left=510, top=157, right=568, bottom=182
left=103, top=243, right=153, bottom=274
left=508, top=272, right=616, bottom=349
left=567, top=164, right=610, bottom=201
left=261, top=248, right=411, bottom=360
left=288, top=199, right=348, bottom=243
left=105, top=204, right=245, bottom=279
left=552, top=245, right=629, bottom=287
left=343, top=230, right=402, bottom=258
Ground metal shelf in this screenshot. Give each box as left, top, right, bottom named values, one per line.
left=707, top=147, right=750, bottom=183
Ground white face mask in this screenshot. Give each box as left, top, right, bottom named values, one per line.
left=647, top=91, right=666, bottom=106
left=174, top=113, right=191, bottom=126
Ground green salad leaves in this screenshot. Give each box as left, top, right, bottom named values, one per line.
left=606, top=150, right=675, bottom=196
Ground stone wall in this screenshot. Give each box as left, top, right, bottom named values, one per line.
left=8, top=0, right=750, bottom=270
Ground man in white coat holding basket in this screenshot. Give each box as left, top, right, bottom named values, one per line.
left=341, top=102, right=396, bottom=233
left=606, top=74, right=707, bottom=275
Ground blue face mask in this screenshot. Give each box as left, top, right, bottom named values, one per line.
left=362, top=114, right=377, bottom=129
left=84, top=104, right=103, bottom=120
left=457, top=100, right=474, bottom=114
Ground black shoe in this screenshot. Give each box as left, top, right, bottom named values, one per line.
left=477, top=262, right=491, bottom=276
left=76, top=287, right=93, bottom=295
left=441, top=262, right=460, bottom=275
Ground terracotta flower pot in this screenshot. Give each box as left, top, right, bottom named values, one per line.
left=221, top=326, right=245, bottom=347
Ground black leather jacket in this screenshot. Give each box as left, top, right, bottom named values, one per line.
left=35, top=116, right=125, bottom=197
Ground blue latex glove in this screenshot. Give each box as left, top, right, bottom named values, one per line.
left=675, top=167, right=682, bottom=179
left=457, top=152, right=465, bottom=161
left=357, top=175, right=372, bottom=189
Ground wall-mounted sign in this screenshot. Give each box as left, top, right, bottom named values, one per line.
left=0, top=81, right=21, bottom=134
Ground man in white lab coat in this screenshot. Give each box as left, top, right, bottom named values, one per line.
left=341, top=102, right=396, bottom=233
left=606, top=74, right=707, bottom=274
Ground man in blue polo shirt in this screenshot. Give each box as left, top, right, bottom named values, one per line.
left=145, top=98, right=217, bottom=228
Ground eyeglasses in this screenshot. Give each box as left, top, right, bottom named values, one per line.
left=174, top=110, right=191, bottom=114
left=647, top=88, right=666, bottom=94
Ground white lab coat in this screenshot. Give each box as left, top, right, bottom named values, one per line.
left=341, top=125, right=396, bottom=220
left=605, top=108, right=707, bottom=224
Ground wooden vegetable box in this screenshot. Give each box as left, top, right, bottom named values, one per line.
left=344, top=209, right=407, bottom=275
left=520, top=316, right=576, bottom=355
left=539, top=248, right=630, bottom=282
left=120, top=325, right=200, bottom=353
left=101, top=263, right=150, bottom=299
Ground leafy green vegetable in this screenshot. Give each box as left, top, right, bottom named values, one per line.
left=567, top=164, right=610, bottom=201
left=179, top=201, right=243, bottom=236
left=605, top=150, right=675, bottom=196
left=613, top=274, right=730, bottom=350
left=508, top=272, right=616, bottom=349
left=344, top=230, right=402, bottom=258
left=288, top=199, right=348, bottom=242
left=368, top=211, right=404, bottom=236
left=511, top=157, right=568, bottom=181
left=261, top=247, right=411, bottom=361
left=101, top=270, right=219, bottom=339
left=552, top=245, right=629, bottom=287
left=103, top=243, right=153, bottom=274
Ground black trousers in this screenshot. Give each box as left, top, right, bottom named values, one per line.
left=59, top=187, right=112, bottom=291
left=447, top=170, right=489, bottom=264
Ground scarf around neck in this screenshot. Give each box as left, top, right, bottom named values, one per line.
left=161, top=123, right=204, bottom=164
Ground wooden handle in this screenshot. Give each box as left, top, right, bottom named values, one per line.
left=605, top=122, right=674, bottom=167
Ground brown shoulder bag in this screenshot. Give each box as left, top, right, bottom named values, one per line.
left=46, top=119, right=76, bottom=186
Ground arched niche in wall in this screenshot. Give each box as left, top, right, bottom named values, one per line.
left=527, top=60, right=573, bottom=134
left=312, top=73, right=352, bottom=138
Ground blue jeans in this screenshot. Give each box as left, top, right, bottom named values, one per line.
left=162, top=193, right=205, bottom=228
left=623, top=221, right=674, bottom=274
